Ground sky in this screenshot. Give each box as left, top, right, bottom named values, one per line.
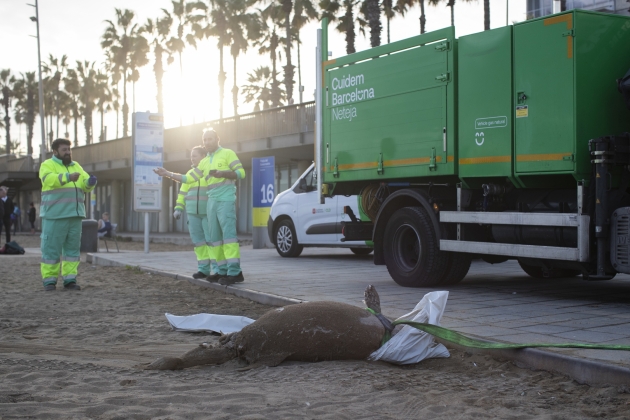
left=0, top=0, right=527, bottom=155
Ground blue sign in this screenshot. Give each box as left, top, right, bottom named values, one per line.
left=252, top=157, right=275, bottom=227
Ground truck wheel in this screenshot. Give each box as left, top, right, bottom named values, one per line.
left=518, top=261, right=581, bottom=278
left=350, top=248, right=373, bottom=255
left=439, top=252, right=472, bottom=285
left=383, top=207, right=448, bottom=287
left=275, top=220, right=303, bottom=258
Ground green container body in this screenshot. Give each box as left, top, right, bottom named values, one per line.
left=322, top=10, right=630, bottom=191
left=322, top=27, right=458, bottom=185
left=457, top=26, right=515, bottom=188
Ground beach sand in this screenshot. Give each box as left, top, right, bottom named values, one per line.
left=1, top=234, right=629, bottom=419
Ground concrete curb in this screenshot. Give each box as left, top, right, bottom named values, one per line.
left=434, top=337, right=630, bottom=386
left=88, top=253, right=630, bottom=387
left=87, top=253, right=303, bottom=308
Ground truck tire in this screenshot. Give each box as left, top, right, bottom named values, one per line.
left=350, top=247, right=373, bottom=255
left=275, top=219, right=303, bottom=258
left=439, top=252, right=472, bottom=285
left=517, top=260, right=581, bottom=279
left=383, top=206, right=448, bottom=287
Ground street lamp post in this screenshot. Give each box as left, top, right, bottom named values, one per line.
left=28, top=0, right=46, bottom=163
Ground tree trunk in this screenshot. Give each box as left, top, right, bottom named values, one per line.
left=26, top=89, right=34, bottom=156
left=284, top=4, right=294, bottom=103
left=366, top=0, right=381, bottom=47
left=484, top=0, right=490, bottom=30
left=122, top=71, right=128, bottom=138
left=155, top=43, right=164, bottom=115
left=73, top=106, right=79, bottom=147
left=345, top=2, right=356, bottom=54
left=297, top=31, right=302, bottom=103
left=450, top=0, right=455, bottom=27
left=55, top=92, right=60, bottom=139
left=218, top=43, right=226, bottom=120
left=271, top=42, right=281, bottom=108
left=100, top=109, right=105, bottom=142
left=232, top=55, right=238, bottom=116
left=179, top=51, right=183, bottom=126
left=419, top=0, right=426, bottom=34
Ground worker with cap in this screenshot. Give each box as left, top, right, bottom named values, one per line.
left=173, top=145, right=212, bottom=280
left=39, top=138, right=97, bottom=291
left=155, top=128, right=245, bottom=285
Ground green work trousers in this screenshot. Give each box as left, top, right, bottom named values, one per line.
left=187, top=213, right=211, bottom=275
left=207, top=200, right=241, bottom=276
left=40, top=217, right=82, bottom=286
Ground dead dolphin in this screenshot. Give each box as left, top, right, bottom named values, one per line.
left=147, top=288, right=388, bottom=370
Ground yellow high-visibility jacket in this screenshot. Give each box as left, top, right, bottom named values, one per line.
left=175, top=174, right=208, bottom=215
left=39, top=155, right=96, bottom=219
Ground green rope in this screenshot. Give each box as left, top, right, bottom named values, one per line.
left=364, top=309, right=630, bottom=350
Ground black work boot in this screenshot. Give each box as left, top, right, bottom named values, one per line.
left=219, top=272, right=244, bottom=285
left=206, top=273, right=224, bottom=283
left=44, top=284, right=56, bottom=291
left=63, top=282, right=81, bottom=291
left=192, top=272, right=207, bottom=279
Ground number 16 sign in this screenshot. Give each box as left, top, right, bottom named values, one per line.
left=252, top=156, right=275, bottom=227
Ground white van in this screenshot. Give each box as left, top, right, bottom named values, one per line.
left=267, top=164, right=373, bottom=257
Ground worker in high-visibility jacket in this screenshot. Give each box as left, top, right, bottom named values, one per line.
left=39, top=138, right=97, bottom=291
left=154, top=129, right=245, bottom=285
left=173, top=146, right=211, bottom=280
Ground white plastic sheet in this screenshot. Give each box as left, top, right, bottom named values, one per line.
left=165, top=313, right=255, bottom=334
left=367, top=291, right=450, bottom=364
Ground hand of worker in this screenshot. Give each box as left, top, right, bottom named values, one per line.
left=173, top=210, right=182, bottom=220
left=210, top=169, right=223, bottom=178
left=87, top=175, right=98, bottom=186
left=153, top=167, right=168, bottom=177
left=68, top=172, right=81, bottom=182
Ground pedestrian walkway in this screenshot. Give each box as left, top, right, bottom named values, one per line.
left=87, top=245, right=630, bottom=384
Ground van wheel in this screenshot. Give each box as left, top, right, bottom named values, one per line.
left=383, top=207, right=448, bottom=287
left=350, top=248, right=373, bottom=256
left=275, top=219, right=303, bottom=258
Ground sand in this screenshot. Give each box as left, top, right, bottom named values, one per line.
left=1, top=234, right=629, bottom=419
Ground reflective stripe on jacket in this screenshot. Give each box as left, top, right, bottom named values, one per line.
left=39, top=156, right=95, bottom=219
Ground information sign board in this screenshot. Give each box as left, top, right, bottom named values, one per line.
left=252, top=156, right=275, bottom=227
left=132, top=112, right=164, bottom=212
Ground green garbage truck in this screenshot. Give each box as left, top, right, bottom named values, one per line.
left=314, top=10, right=630, bottom=287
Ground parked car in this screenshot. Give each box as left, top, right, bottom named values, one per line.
left=268, top=164, right=373, bottom=257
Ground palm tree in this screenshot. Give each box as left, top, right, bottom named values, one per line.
left=291, top=0, right=318, bottom=102
left=42, top=54, right=68, bottom=139
left=101, top=9, right=148, bottom=137
left=141, top=12, right=174, bottom=115
left=242, top=66, right=286, bottom=110
left=74, top=61, right=101, bottom=144
left=12, top=72, right=38, bottom=156
left=257, top=5, right=285, bottom=108
left=104, top=52, right=122, bottom=139
left=444, top=0, right=474, bottom=26
left=95, top=69, right=112, bottom=142
left=362, top=0, right=381, bottom=47
left=226, top=0, right=261, bottom=115
left=63, top=67, right=82, bottom=146
left=484, top=0, right=490, bottom=30
left=320, top=0, right=366, bottom=54
left=279, top=0, right=296, bottom=103
left=0, top=69, right=16, bottom=155
left=167, top=0, right=207, bottom=125
left=206, top=0, right=232, bottom=119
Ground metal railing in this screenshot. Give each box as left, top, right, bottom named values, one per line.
left=1, top=101, right=315, bottom=173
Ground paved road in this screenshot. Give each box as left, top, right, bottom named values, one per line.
left=86, top=245, right=630, bottom=373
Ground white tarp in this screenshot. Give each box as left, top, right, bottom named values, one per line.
left=368, top=291, right=450, bottom=364
left=165, top=313, right=255, bottom=334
